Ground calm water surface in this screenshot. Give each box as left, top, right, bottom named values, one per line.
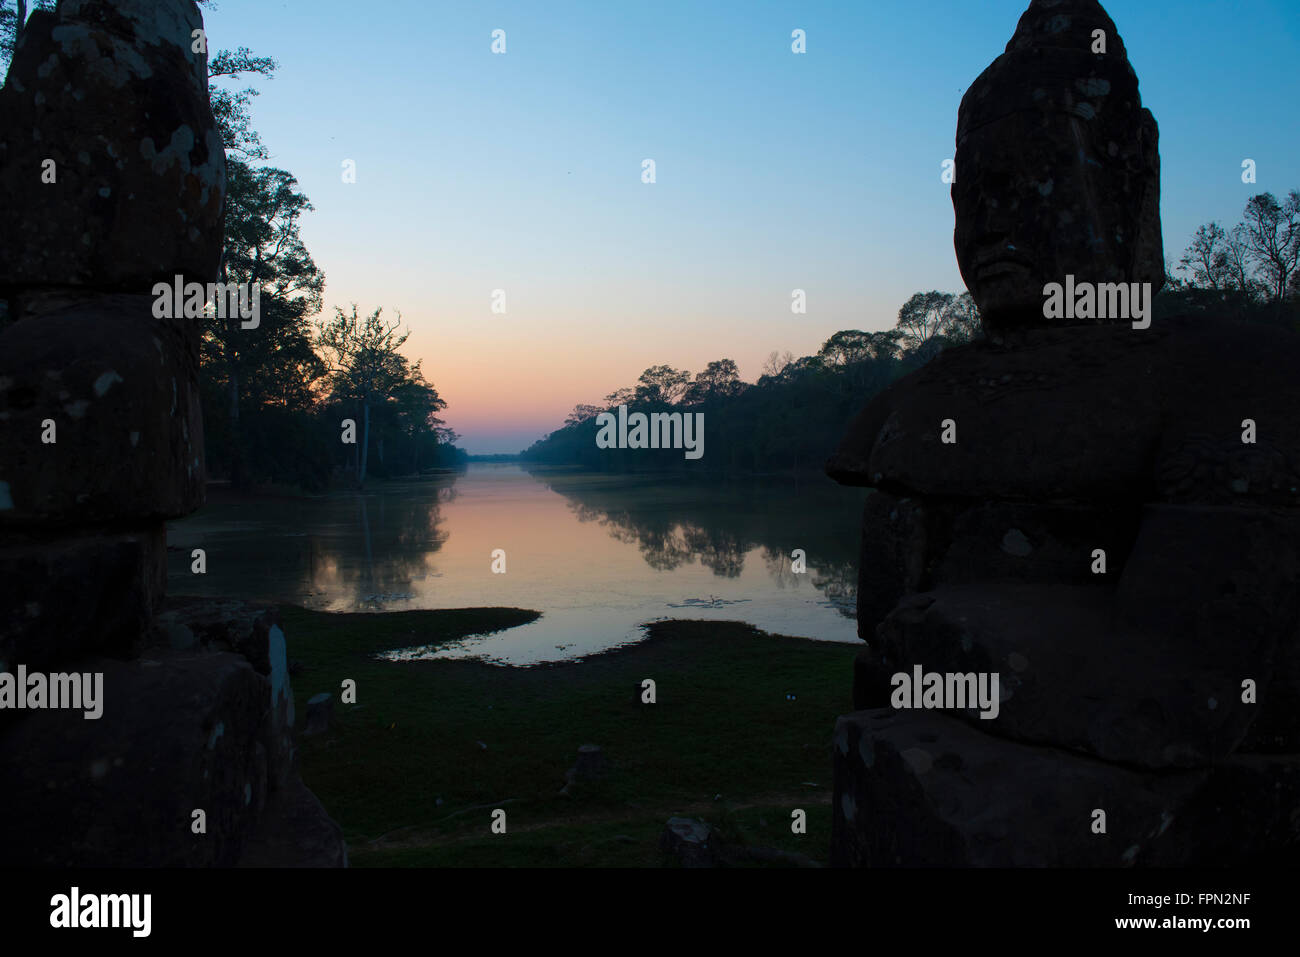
left=166, top=464, right=864, bottom=665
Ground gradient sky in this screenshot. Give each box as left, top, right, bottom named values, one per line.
left=197, top=0, right=1300, bottom=453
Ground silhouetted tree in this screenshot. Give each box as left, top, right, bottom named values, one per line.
left=1180, top=222, right=1235, bottom=291
left=207, top=46, right=279, bottom=161
left=1241, top=191, right=1300, bottom=303
left=316, top=306, right=413, bottom=485
left=565, top=404, right=603, bottom=426
left=761, top=350, right=795, bottom=379
left=686, top=359, right=745, bottom=404
left=633, top=365, right=691, bottom=405
left=896, top=291, right=954, bottom=351
left=941, top=292, right=982, bottom=343
left=1166, top=189, right=1300, bottom=328
left=204, top=163, right=325, bottom=487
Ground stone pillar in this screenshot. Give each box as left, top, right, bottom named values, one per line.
left=0, top=0, right=342, bottom=866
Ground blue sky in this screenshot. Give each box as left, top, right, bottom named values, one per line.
left=197, top=0, right=1300, bottom=452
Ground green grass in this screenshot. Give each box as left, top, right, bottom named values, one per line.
left=280, top=606, right=858, bottom=866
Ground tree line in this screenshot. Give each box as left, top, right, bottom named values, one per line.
left=1161, top=189, right=1300, bottom=325
left=521, top=292, right=982, bottom=472
left=524, top=193, right=1300, bottom=474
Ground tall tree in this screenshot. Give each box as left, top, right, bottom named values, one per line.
left=1222, top=224, right=1254, bottom=294
left=207, top=46, right=279, bottom=161
left=316, top=305, right=414, bottom=485
left=193, top=19, right=314, bottom=486
left=896, top=291, right=955, bottom=352
left=203, top=162, right=325, bottom=486
left=817, top=330, right=876, bottom=367
left=195, top=0, right=279, bottom=160
left=371, top=362, right=450, bottom=474
left=895, top=291, right=981, bottom=356
left=814, top=330, right=905, bottom=395
left=1241, top=191, right=1300, bottom=303
left=941, top=292, right=981, bottom=343
left=633, top=365, right=691, bottom=405
left=1179, top=222, right=1233, bottom=291
left=760, top=350, right=795, bottom=379
left=1178, top=220, right=1260, bottom=297
left=685, top=359, right=745, bottom=403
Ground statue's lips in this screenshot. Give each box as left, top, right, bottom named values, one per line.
left=971, top=252, right=1035, bottom=282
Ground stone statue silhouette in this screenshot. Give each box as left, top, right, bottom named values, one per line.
left=952, top=0, right=1163, bottom=332
left=826, top=0, right=1300, bottom=866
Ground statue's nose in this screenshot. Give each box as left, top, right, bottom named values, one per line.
left=956, top=160, right=1019, bottom=237
left=964, top=203, right=1023, bottom=266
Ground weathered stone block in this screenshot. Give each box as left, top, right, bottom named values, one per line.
left=831, top=709, right=1202, bottom=867
left=858, top=496, right=1138, bottom=643
left=237, top=777, right=347, bottom=868
left=0, top=650, right=268, bottom=867
left=1117, top=504, right=1300, bottom=753
left=852, top=647, right=895, bottom=711
left=1240, top=636, right=1300, bottom=753
left=874, top=581, right=1272, bottom=768
left=0, top=295, right=204, bottom=527
left=0, top=524, right=165, bottom=672
left=153, top=597, right=270, bottom=654
left=152, top=598, right=296, bottom=792
left=1137, top=754, right=1300, bottom=866
left=858, top=492, right=936, bottom=639
left=826, top=317, right=1300, bottom=508
left=934, top=500, right=1138, bottom=586
left=1115, top=505, right=1298, bottom=665
left=0, top=0, right=224, bottom=294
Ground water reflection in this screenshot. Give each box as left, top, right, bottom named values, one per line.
left=348, top=484, right=455, bottom=608
left=542, top=471, right=859, bottom=614
left=167, top=478, right=456, bottom=612
left=167, top=465, right=864, bottom=664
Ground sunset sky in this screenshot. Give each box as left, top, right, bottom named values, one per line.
left=199, top=0, right=1300, bottom=452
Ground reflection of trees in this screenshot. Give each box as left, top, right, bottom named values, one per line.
left=308, top=477, right=456, bottom=608
left=638, top=526, right=694, bottom=571
left=546, top=472, right=863, bottom=610
left=760, top=545, right=857, bottom=619
left=684, top=525, right=746, bottom=577
left=568, top=502, right=695, bottom=570
left=814, top=562, right=858, bottom=619
left=761, top=545, right=793, bottom=584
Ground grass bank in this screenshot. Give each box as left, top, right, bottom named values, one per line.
left=280, top=606, right=859, bottom=866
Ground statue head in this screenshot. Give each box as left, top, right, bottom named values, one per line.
left=953, top=0, right=1163, bottom=333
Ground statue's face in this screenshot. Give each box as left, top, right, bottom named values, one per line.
left=952, top=53, right=1163, bottom=332
left=956, top=111, right=1106, bottom=327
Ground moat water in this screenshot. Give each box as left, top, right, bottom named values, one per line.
left=166, top=464, right=865, bottom=665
